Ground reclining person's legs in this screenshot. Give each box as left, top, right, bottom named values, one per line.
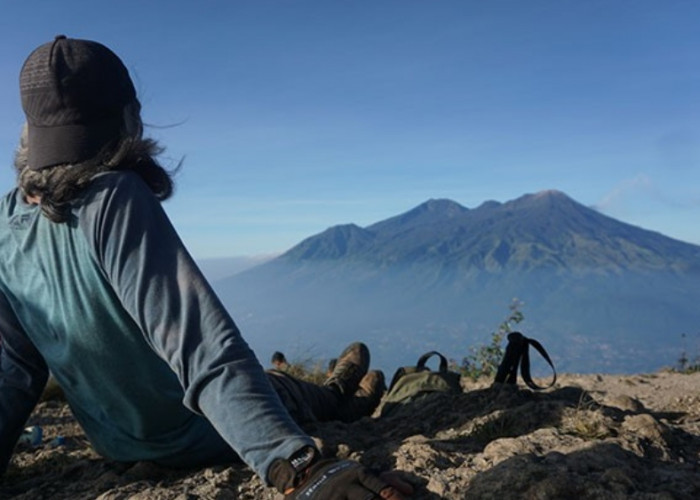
left=265, top=342, right=385, bottom=424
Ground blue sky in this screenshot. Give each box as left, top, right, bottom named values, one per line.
left=1, top=1, right=698, bottom=259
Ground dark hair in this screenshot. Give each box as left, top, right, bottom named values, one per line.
left=271, top=352, right=287, bottom=364
left=15, top=101, right=178, bottom=223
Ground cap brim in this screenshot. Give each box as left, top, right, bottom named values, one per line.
left=27, top=117, right=121, bottom=171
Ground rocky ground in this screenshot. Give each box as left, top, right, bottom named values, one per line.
left=1, top=371, right=699, bottom=499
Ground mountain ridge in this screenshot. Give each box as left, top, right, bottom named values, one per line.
left=214, top=190, right=700, bottom=374
left=279, top=189, right=700, bottom=273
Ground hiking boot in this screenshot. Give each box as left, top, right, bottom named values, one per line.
left=324, top=342, right=369, bottom=397
left=356, top=370, right=386, bottom=407
left=338, top=370, right=386, bottom=422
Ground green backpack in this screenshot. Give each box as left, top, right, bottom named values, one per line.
left=380, top=351, right=462, bottom=417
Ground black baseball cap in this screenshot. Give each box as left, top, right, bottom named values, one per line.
left=19, top=35, right=137, bottom=170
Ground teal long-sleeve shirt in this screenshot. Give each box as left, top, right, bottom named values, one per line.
left=0, top=171, right=312, bottom=480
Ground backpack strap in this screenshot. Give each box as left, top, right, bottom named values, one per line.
left=494, top=332, right=527, bottom=385
left=520, top=337, right=556, bottom=389
left=387, top=366, right=409, bottom=392
left=416, top=351, right=449, bottom=372
left=494, top=332, right=556, bottom=390
left=389, top=351, right=450, bottom=391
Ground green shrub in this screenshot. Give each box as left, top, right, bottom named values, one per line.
left=675, top=333, right=700, bottom=374
left=452, top=298, right=524, bottom=381
left=285, top=359, right=328, bottom=385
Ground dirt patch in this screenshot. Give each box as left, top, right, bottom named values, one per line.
left=2, top=372, right=699, bottom=499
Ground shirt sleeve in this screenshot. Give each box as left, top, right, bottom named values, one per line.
left=81, top=172, right=313, bottom=480
left=0, top=290, right=49, bottom=475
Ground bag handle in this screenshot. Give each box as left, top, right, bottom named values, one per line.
left=388, top=351, right=451, bottom=391
left=416, top=351, right=449, bottom=372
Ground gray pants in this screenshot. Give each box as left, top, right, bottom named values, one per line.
left=265, top=370, right=374, bottom=424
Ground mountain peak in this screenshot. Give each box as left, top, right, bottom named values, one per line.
left=533, top=189, right=568, bottom=198
left=277, top=189, right=700, bottom=271
left=415, top=198, right=469, bottom=215
left=502, top=190, right=585, bottom=218
left=214, top=189, right=700, bottom=382
left=512, top=189, right=574, bottom=205
left=475, top=200, right=502, bottom=210
left=282, top=223, right=374, bottom=260
left=367, top=198, right=468, bottom=234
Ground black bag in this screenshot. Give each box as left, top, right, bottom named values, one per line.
left=380, top=351, right=462, bottom=417
left=494, top=331, right=556, bottom=390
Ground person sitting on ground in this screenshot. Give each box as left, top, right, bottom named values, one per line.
left=0, top=35, right=411, bottom=500
left=271, top=351, right=290, bottom=371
